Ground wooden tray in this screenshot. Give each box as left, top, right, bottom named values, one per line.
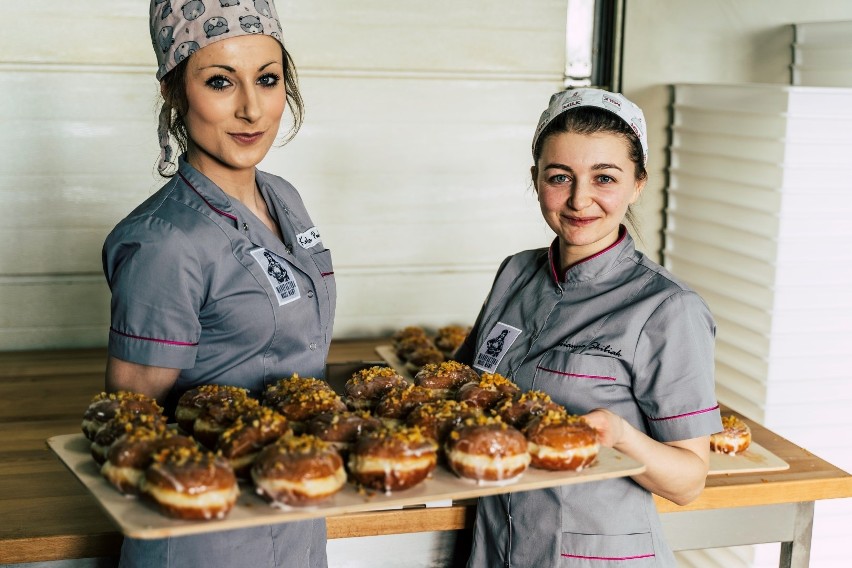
left=375, top=346, right=789, bottom=477
left=708, top=441, right=789, bottom=475
left=48, top=433, right=644, bottom=539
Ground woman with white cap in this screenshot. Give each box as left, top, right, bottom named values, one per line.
left=454, top=88, right=722, bottom=567
left=102, top=1, right=333, bottom=566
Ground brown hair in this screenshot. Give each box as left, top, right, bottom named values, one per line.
left=158, top=45, right=304, bottom=177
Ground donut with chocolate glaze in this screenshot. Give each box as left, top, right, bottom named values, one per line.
left=101, top=427, right=197, bottom=495
left=392, top=325, right=429, bottom=346
left=492, top=389, right=565, bottom=428
left=348, top=426, right=438, bottom=493
left=193, top=396, right=260, bottom=450
left=455, top=372, right=520, bottom=411
left=445, top=415, right=530, bottom=484
left=270, top=386, right=347, bottom=433
left=373, top=384, right=445, bottom=426
left=141, top=446, right=239, bottom=520
left=82, top=391, right=162, bottom=441
left=252, top=434, right=346, bottom=507
left=217, top=406, right=291, bottom=477
left=406, top=399, right=480, bottom=446
left=305, top=410, right=382, bottom=455
left=343, top=366, right=409, bottom=411
left=262, top=374, right=336, bottom=409
left=434, top=325, right=470, bottom=357
left=710, top=415, right=752, bottom=455
left=175, top=385, right=250, bottom=435
left=414, top=361, right=479, bottom=398
left=90, top=410, right=167, bottom=465
left=523, top=410, right=599, bottom=471
left=404, top=345, right=445, bottom=374
left=393, top=334, right=435, bottom=362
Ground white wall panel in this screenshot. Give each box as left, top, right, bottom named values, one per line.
left=0, top=2, right=565, bottom=350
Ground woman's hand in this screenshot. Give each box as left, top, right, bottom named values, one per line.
left=582, top=407, right=710, bottom=506
left=105, top=356, right=180, bottom=405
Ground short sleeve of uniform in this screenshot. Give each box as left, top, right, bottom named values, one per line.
left=633, top=290, right=721, bottom=442
left=102, top=216, right=203, bottom=369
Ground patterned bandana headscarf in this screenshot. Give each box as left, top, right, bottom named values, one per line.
left=532, top=88, right=648, bottom=166
left=150, top=0, right=285, bottom=174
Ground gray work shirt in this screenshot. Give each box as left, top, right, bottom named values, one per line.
left=103, top=156, right=334, bottom=568
left=456, top=229, right=722, bottom=568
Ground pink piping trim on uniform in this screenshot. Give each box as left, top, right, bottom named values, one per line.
left=179, top=172, right=238, bottom=222
left=321, top=271, right=334, bottom=277
left=110, top=327, right=198, bottom=347
left=536, top=365, right=616, bottom=381
left=561, top=553, right=655, bottom=561
left=549, top=225, right=628, bottom=283
left=648, top=404, right=720, bottom=422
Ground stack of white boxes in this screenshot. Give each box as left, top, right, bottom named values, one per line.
left=665, top=81, right=852, bottom=567
left=792, top=20, right=852, bottom=88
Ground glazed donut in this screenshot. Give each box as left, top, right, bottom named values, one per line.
left=393, top=334, right=436, bottom=362
left=101, top=427, right=197, bottom=495
left=343, top=366, right=409, bottom=411
left=414, top=361, right=479, bottom=398
left=492, top=389, right=565, bottom=429
left=251, top=434, right=346, bottom=508
left=175, top=385, right=250, bottom=435
left=216, top=406, right=291, bottom=478
left=404, top=346, right=445, bottom=374
left=391, top=326, right=429, bottom=351
left=262, top=374, right=336, bottom=409
left=434, top=325, right=470, bottom=358
left=373, top=384, right=445, bottom=426
left=192, top=396, right=260, bottom=450
left=269, top=386, right=347, bottom=433
left=90, top=410, right=167, bottom=465
left=347, top=426, right=438, bottom=493
left=523, top=410, right=599, bottom=471
left=445, top=415, right=530, bottom=484
left=141, top=446, right=239, bottom=520
left=710, top=415, right=752, bottom=455
left=305, top=410, right=383, bottom=455
left=81, top=391, right=162, bottom=441
left=455, top=372, right=520, bottom=411
left=405, top=399, right=480, bottom=446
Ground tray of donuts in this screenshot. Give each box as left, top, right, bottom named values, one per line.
left=47, top=367, right=645, bottom=539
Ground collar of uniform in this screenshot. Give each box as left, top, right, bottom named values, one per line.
left=174, top=155, right=241, bottom=226
left=548, top=225, right=634, bottom=285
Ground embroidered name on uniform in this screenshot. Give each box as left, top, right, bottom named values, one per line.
left=473, top=322, right=522, bottom=373
left=560, top=340, right=622, bottom=358
left=296, top=227, right=322, bottom=249
left=250, top=248, right=301, bottom=306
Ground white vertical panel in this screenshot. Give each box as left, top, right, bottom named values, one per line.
left=665, top=82, right=852, bottom=568
left=0, top=2, right=565, bottom=350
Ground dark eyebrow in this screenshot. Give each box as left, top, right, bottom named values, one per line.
left=200, top=61, right=281, bottom=73
left=543, top=162, right=623, bottom=172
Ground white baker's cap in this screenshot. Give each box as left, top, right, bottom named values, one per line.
left=532, top=88, right=648, bottom=166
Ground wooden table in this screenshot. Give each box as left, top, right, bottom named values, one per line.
left=1, top=341, right=850, bottom=566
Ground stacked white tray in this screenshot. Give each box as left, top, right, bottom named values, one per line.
left=792, top=20, right=852, bottom=88
left=665, top=82, right=852, bottom=568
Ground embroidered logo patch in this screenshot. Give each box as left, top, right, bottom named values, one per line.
left=473, top=322, right=522, bottom=373
left=250, top=248, right=301, bottom=306
left=296, top=227, right=322, bottom=249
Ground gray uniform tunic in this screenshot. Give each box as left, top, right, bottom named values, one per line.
left=456, top=229, right=721, bottom=568
left=102, top=156, right=335, bottom=568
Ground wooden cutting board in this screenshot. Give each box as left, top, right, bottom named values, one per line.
left=374, top=345, right=789, bottom=477
left=48, top=433, right=644, bottom=539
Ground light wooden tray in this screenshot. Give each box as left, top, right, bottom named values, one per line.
left=48, top=433, right=644, bottom=539
left=708, top=442, right=789, bottom=475
left=375, top=345, right=789, bottom=477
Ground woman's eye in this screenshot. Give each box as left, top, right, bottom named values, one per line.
left=206, top=75, right=231, bottom=91
left=550, top=174, right=570, bottom=184
left=258, top=73, right=281, bottom=87
left=597, top=174, right=615, bottom=184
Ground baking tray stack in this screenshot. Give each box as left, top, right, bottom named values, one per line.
left=792, top=20, right=852, bottom=88
left=664, top=83, right=852, bottom=461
